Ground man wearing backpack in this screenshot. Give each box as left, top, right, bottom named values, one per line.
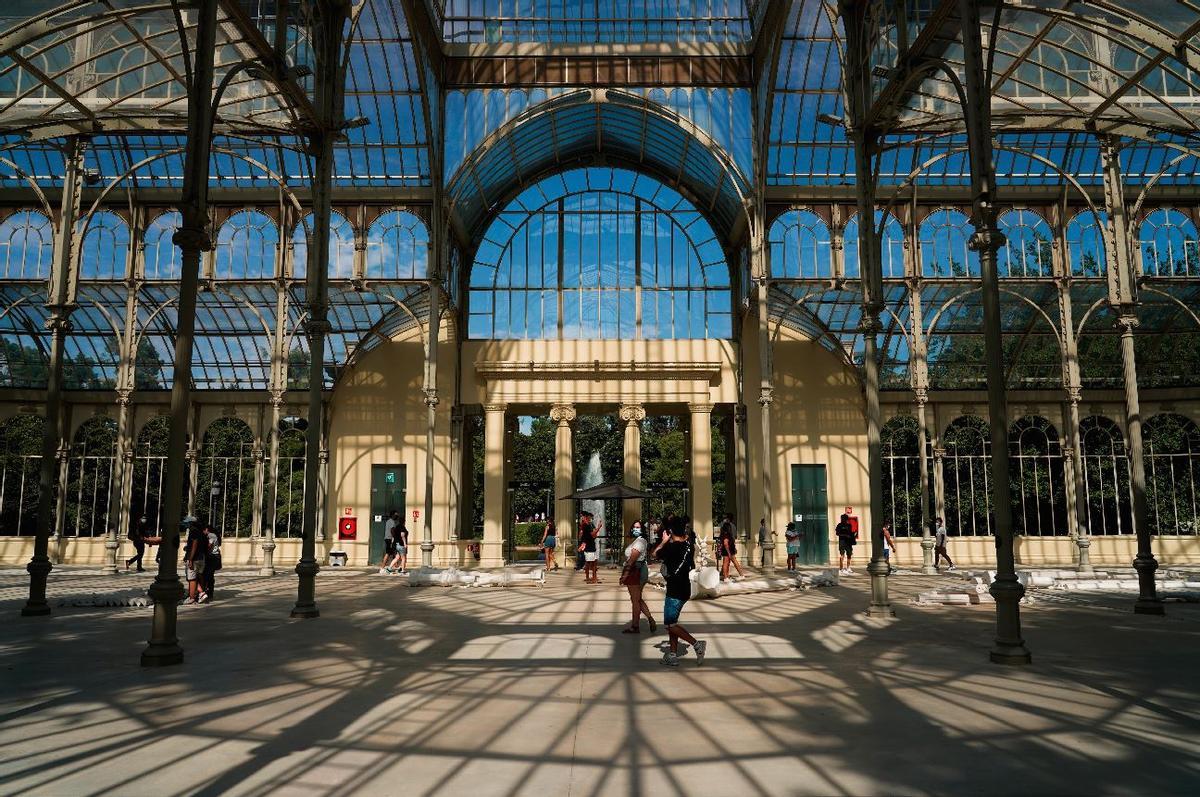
left=835, top=513, right=858, bottom=575
left=653, top=519, right=706, bottom=667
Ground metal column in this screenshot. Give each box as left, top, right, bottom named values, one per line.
left=959, top=0, right=1031, bottom=664
left=21, top=136, right=85, bottom=616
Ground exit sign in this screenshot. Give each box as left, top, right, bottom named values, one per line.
left=386, top=471, right=397, bottom=484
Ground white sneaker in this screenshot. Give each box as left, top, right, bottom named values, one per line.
left=845, top=568, right=854, bottom=575
left=693, top=640, right=707, bottom=666
left=378, top=568, right=388, bottom=575
left=659, top=651, right=680, bottom=667
left=947, top=566, right=957, bottom=572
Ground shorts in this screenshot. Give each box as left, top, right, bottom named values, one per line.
left=786, top=543, right=801, bottom=555
left=185, top=559, right=205, bottom=581
left=384, top=540, right=397, bottom=555
left=838, top=538, right=855, bottom=555
left=882, top=548, right=890, bottom=560
left=639, top=560, right=649, bottom=586
left=396, top=545, right=407, bottom=555
left=664, top=595, right=687, bottom=626
left=544, top=535, right=556, bottom=550
left=584, top=551, right=598, bottom=563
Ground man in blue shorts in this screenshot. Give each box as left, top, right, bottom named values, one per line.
left=653, top=520, right=707, bottom=667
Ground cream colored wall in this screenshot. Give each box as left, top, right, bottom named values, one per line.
left=322, top=323, right=456, bottom=568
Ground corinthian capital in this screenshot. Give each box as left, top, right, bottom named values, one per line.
left=549, top=403, right=576, bottom=425
left=619, top=403, right=645, bottom=424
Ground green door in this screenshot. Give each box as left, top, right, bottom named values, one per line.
left=790, top=464, right=829, bottom=565
left=370, top=465, right=407, bottom=565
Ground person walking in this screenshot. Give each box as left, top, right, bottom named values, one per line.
left=182, top=516, right=206, bottom=605
left=539, top=516, right=559, bottom=571
left=379, top=511, right=399, bottom=574
left=580, top=511, right=601, bottom=583
left=201, top=523, right=222, bottom=602
left=934, top=517, right=955, bottom=571
left=784, top=521, right=803, bottom=571
left=836, top=513, right=857, bottom=575
left=757, top=518, right=768, bottom=567
left=653, top=520, right=706, bottom=667
left=718, top=513, right=745, bottom=581
left=619, top=522, right=656, bottom=634
left=125, top=515, right=151, bottom=572
left=392, top=519, right=409, bottom=574
left=880, top=521, right=897, bottom=573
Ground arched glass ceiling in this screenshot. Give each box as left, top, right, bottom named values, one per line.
left=434, top=1, right=755, bottom=44
left=446, top=88, right=750, bottom=246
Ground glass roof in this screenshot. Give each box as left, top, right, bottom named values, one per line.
left=435, top=1, right=755, bottom=44
left=0, top=0, right=1197, bottom=393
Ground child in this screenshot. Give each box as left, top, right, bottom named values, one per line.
left=784, top=522, right=802, bottom=570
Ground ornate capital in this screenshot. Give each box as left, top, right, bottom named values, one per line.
left=303, top=317, right=333, bottom=338
left=318, top=448, right=330, bottom=465
left=1066, top=385, right=1082, bottom=405
left=423, top=387, right=440, bottom=409
left=252, top=447, right=265, bottom=464
left=968, top=226, right=1006, bottom=254
left=55, top=442, right=70, bottom=462
left=688, top=402, right=714, bottom=415
left=758, top=387, right=774, bottom=408
left=44, top=309, right=74, bottom=334
left=1114, top=314, right=1139, bottom=335
left=115, top=388, right=132, bottom=407
left=549, top=403, right=576, bottom=425
left=172, top=226, right=212, bottom=253
left=857, top=312, right=884, bottom=335
left=933, top=446, right=946, bottom=461
left=1061, top=445, right=1075, bottom=458
left=619, top=403, right=646, bottom=424
left=121, top=448, right=135, bottom=464
left=184, top=446, right=197, bottom=463
left=914, top=386, right=929, bottom=406
left=269, top=390, right=285, bottom=409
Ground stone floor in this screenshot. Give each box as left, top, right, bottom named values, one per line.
left=0, top=565, right=1197, bottom=797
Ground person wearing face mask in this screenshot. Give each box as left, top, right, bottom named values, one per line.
left=618, top=521, right=656, bottom=634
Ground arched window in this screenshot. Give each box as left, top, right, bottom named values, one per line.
left=273, top=424, right=307, bottom=538
left=1079, top=416, right=1132, bottom=536
left=1067, top=210, right=1106, bottom=276
left=0, top=210, right=53, bottom=279
left=65, top=416, right=118, bottom=538
left=130, top=416, right=169, bottom=532
left=1144, top=414, right=1200, bottom=535
left=997, top=209, right=1053, bottom=277
left=0, top=414, right=44, bottom=536
left=881, top=415, right=925, bottom=537
left=468, top=168, right=731, bottom=340
left=919, top=208, right=978, bottom=277
left=143, top=211, right=182, bottom=280
left=1139, top=208, right=1199, bottom=276
left=1008, top=416, right=1066, bottom=536
left=215, top=210, right=279, bottom=279
left=292, top=211, right=356, bottom=279
left=366, top=210, right=428, bottom=280
left=943, top=415, right=992, bottom=536
left=196, top=418, right=256, bottom=537
left=79, top=211, right=131, bottom=280
left=843, top=211, right=905, bottom=279
left=768, top=209, right=832, bottom=279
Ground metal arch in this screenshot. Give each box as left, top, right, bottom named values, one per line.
left=474, top=185, right=729, bottom=291
left=1140, top=286, right=1200, bottom=331
left=926, top=286, right=1064, bottom=347
left=767, top=289, right=857, bottom=372
left=1073, top=295, right=1117, bottom=342
left=0, top=157, right=55, bottom=218
left=446, top=88, right=751, bottom=240
left=1130, top=140, right=1200, bottom=220
left=207, top=285, right=276, bottom=341
left=338, top=297, right=427, bottom=378
left=129, top=293, right=178, bottom=352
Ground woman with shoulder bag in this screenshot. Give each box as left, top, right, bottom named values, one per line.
left=619, top=522, right=656, bottom=634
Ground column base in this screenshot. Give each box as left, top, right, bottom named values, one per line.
left=1132, top=552, right=1163, bottom=616
left=141, top=575, right=185, bottom=667
left=1075, top=536, right=1094, bottom=574
left=866, top=558, right=894, bottom=617
left=102, top=538, right=120, bottom=575
left=761, top=542, right=776, bottom=575
left=988, top=575, right=1031, bottom=665
left=920, top=537, right=937, bottom=574
left=290, top=558, right=320, bottom=619
left=141, top=643, right=184, bottom=667
left=21, top=555, right=53, bottom=617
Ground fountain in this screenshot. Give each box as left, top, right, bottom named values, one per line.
left=580, top=450, right=605, bottom=549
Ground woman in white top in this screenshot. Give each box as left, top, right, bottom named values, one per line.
left=619, top=522, right=657, bottom=634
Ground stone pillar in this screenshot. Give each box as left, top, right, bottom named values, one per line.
left=460, top=410, right=476, bottom=540
left=689, top=403, right=714, bottom=543
left=248, top=442, right=265, bottom=566
left=915, top=390, right=937, bottom=573
left=104, top=392, right=133, bottom=575
left=51, top=440, right=70, bottom=565
left=758, top=386, right=777, bottom=573
left=620, top=403, right=645, bottom=535
left=551, top=404, right=575, bottom=552
left=733, top=404, right=751, bottom=552
left=482, top=403, right=507, bottom=567
left=448, top=406, right=464, bottom=549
